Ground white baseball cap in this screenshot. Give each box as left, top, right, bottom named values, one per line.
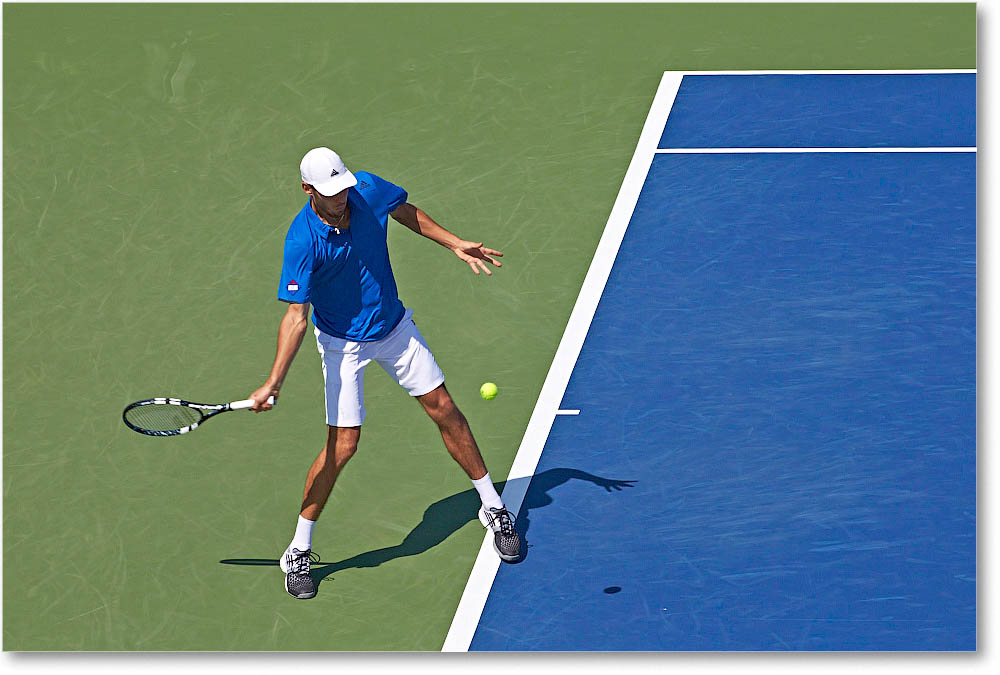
left=300, top=147, right=357, bottom=196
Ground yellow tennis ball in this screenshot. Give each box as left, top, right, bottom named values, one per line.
left=480, top=382, right=498, bottom=400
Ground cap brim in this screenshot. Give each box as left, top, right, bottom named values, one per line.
left=311, top=171, right=357, bottom=196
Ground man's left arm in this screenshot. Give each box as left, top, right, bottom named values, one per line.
left=390, top=203, right=503, bottom=276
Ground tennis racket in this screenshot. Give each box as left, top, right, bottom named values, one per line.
left=122, top=396, right=275, bottom=437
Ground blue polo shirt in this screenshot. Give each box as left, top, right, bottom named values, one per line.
left=277, top=171, right=409, bottom=341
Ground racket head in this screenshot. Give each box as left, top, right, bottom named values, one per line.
left=122, top=398, right=215, bottom=436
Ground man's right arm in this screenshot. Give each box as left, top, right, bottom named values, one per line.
left=249, top=301, right=310, bottom=412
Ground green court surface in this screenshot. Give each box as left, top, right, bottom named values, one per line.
left=3, top=3, right=974, bottom=651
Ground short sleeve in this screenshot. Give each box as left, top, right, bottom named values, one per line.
left=277, top=237, right=314, bottom=303
left=364, top=172, right=408, bottom=217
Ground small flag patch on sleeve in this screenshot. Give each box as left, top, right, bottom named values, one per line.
left=287, top=280, right=299, bottom=292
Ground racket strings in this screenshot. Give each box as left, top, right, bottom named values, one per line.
left=125, top=403, right=202, bottom=432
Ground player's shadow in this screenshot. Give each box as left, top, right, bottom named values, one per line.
left=220, top=467, right=635, bottom=584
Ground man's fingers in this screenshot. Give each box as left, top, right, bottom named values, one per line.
left=472, top=247, right=503, bottom=259
left=470, top=250, right=501, bottom=267
left=459, top=249, right=498, bottom=275
left=250, top=394, right=276, bottom=412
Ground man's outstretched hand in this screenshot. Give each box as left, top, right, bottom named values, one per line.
left=453, top=241, right=503, bottom=275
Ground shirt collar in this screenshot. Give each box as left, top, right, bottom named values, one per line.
left=302, top=188, right=358, bottom=238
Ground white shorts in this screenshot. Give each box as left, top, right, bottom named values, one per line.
left=314, top=309, right=445, bottom=427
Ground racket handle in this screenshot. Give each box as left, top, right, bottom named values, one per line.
left=230, top=396, right=276, bottom=411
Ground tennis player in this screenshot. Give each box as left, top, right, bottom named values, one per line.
left=248, top=147, right=520, bottom=599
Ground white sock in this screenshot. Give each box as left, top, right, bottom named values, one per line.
left=289, top=515, right=315, bottom=552
left=472, top=473, right=504, bottom=510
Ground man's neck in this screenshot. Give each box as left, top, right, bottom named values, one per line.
left=311, top=199, right=350, bottom=230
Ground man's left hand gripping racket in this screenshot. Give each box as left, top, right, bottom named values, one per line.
left=122, top=396, right=275, bottom=437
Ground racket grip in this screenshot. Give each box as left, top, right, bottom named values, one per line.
left=230, top=396, right=276, bottom=410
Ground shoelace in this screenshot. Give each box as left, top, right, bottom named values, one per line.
left=287, top=549, right=320, bottom=576
left=492, top=509, right=516, bottom=537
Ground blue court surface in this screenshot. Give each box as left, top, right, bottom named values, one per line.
left=465, top=72, right=976, bottom=651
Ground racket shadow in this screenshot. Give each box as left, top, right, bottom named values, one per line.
left=219, top=468, right=637, bottom=584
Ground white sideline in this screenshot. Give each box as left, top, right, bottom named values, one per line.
left=439, top=71, right=684, bottom=652
left=440, top=68, right=973, bottom=652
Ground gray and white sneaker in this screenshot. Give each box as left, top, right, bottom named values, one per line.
left=280, top=547, right=319, bottom=599
left=479, top=506, right=521, bottom=562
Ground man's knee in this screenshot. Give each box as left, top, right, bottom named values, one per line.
left=421, top=388, right=464, bottom=426
left=326, top=426, right=361, bottom=460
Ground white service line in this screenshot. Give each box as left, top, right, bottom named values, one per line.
left=556, top=410, right=581, bottom=416
left=440, top=71, right=684, bottom=653
left=656, top=147, right=977, bottom=154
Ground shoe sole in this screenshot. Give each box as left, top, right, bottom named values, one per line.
left=492, top=540, right=519, bottom=563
